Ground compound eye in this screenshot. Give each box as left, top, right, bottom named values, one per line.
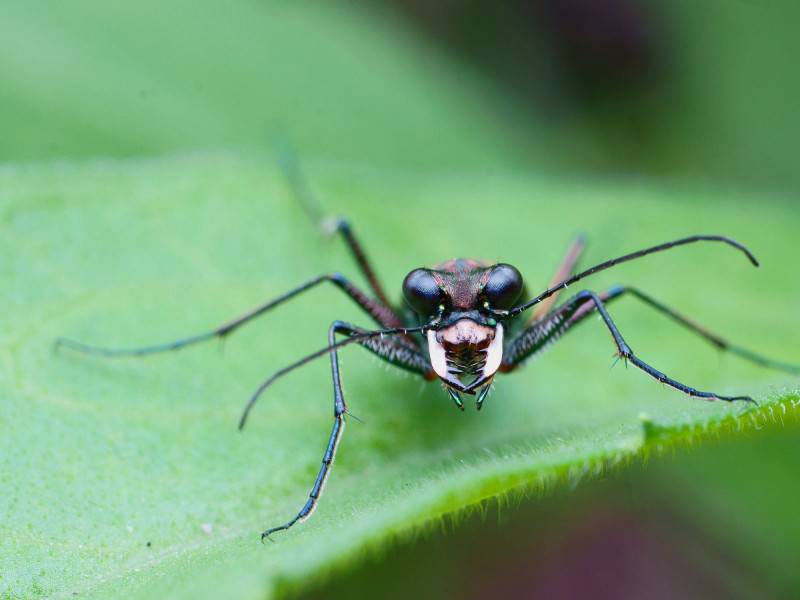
left=484, top=264, right=524, bottom=310
left=402, top=269, right=443, bottom=316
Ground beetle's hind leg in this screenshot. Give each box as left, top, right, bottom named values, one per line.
left=530, top=234, right=587, bottom=322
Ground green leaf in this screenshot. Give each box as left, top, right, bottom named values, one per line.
left=1, top=152, right=798, bottom=599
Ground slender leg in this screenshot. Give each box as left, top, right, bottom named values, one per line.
left=531, top=234, right=586, bottom=322
left=503, top=290, right=756, bottom=403
left=260, top=320, right=432, bottom=540
left=275, top=141, right=394, bottom=307
left=59, top=141, right=407, bottom=357
left=567, top=286, right=800, bottom=375
left=326, top=218, right=394, bottom=308
left=55, top=273, right=404, bottom=358
left=240, top=321, right=432, bottom=428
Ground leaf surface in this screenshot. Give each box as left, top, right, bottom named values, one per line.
left=1, top=153, right=798, bottom=598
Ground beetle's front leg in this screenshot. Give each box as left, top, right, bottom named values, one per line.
left=259, top=321, right=432, bottom=540
left=502, top=291, right=755, bottom=404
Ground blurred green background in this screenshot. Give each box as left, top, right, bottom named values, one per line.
left=3, top=0, right=800, bottom=191
left=1, top=1, right=798, bottom=599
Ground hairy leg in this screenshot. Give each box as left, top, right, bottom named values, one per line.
left=566, top=286, right=800, bottom=375
left=239, top=321, right=432, bottom=428
left=259, top=320, right=432, bottom=539
left=503, top=289, right=762, bottom=403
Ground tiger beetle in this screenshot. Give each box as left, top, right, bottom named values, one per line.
left=56, top=199, right=800, bottom=542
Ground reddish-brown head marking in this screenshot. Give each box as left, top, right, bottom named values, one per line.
left=402, top=259, right=522, bottom=395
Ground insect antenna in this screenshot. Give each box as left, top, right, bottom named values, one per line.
left=238, top=324, right=429, bottom=429
left=508, top=235, right=758, bottom=317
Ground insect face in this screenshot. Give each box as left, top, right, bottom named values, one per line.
left=403, top=260, right=524, bottom=404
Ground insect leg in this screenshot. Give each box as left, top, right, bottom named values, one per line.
left=260, top=320, right=432, bottom=540
left=55, top=273, right=403, bottom=358
left=325, top=218, right=394, bottom=308
left=240, top=321, right=432, bottom=428
left=503, top=290, right=612, bottom=369
left=276, top=142, right=394, bottom=307
left=503, top=290, right=755, bottom=403
left=530, top=234, right=587, bottom=322
left=567, top=286, right=800, bottom=375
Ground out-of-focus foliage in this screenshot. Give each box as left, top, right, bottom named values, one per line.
left=0, top=1, right=537, bottom=169
left=390, top=0, right=800, bottom=191
left=3, top=1, right=800, bottom=191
